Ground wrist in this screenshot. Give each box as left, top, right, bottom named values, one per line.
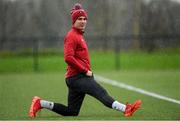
left=86, top=70, right=93, bottom=76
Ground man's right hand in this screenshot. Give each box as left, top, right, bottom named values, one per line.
left=86, top=70, right=93, bottom=76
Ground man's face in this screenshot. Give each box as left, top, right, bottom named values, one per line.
left=73, top=16, right=87, bottom=30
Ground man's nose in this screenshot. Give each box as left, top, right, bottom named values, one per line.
left=82, top=20, right=86, bottom=23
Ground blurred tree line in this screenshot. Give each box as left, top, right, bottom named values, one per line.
left=0, top=0, right=180, bottom=52
left=139, top=0, right=180, bottom=51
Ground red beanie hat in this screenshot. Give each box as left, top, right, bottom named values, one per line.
left=70, top=3, right=88, bottom=24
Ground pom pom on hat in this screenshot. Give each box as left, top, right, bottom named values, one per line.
left=74, top=3, right=82, bottom=10
left=71, top=3, right=87, bottom=24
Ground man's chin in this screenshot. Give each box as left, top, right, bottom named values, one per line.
left=80, top=27, right=85, bottom=30
left=79, top=27, right=85, bottom=31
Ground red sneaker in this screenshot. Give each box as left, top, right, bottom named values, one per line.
left=124, top=100, right=142, bottom=117
left=29, top=96, right=42, bottom=118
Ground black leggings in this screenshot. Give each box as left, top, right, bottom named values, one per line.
left=52, top=73, right=115, bottom=116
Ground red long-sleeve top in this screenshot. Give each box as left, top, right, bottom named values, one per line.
left=64, top=27, right=91, bottom=78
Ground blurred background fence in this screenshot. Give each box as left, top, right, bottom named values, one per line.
left=0, top=0, right=180, bottom=72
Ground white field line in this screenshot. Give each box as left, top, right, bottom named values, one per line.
left=95, top=75, right=180, bottom=105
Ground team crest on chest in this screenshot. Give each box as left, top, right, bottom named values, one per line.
left=81, top=39, right=84, bottom=42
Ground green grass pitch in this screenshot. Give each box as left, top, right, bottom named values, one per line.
left=0, top=70, right=180, bottom=120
